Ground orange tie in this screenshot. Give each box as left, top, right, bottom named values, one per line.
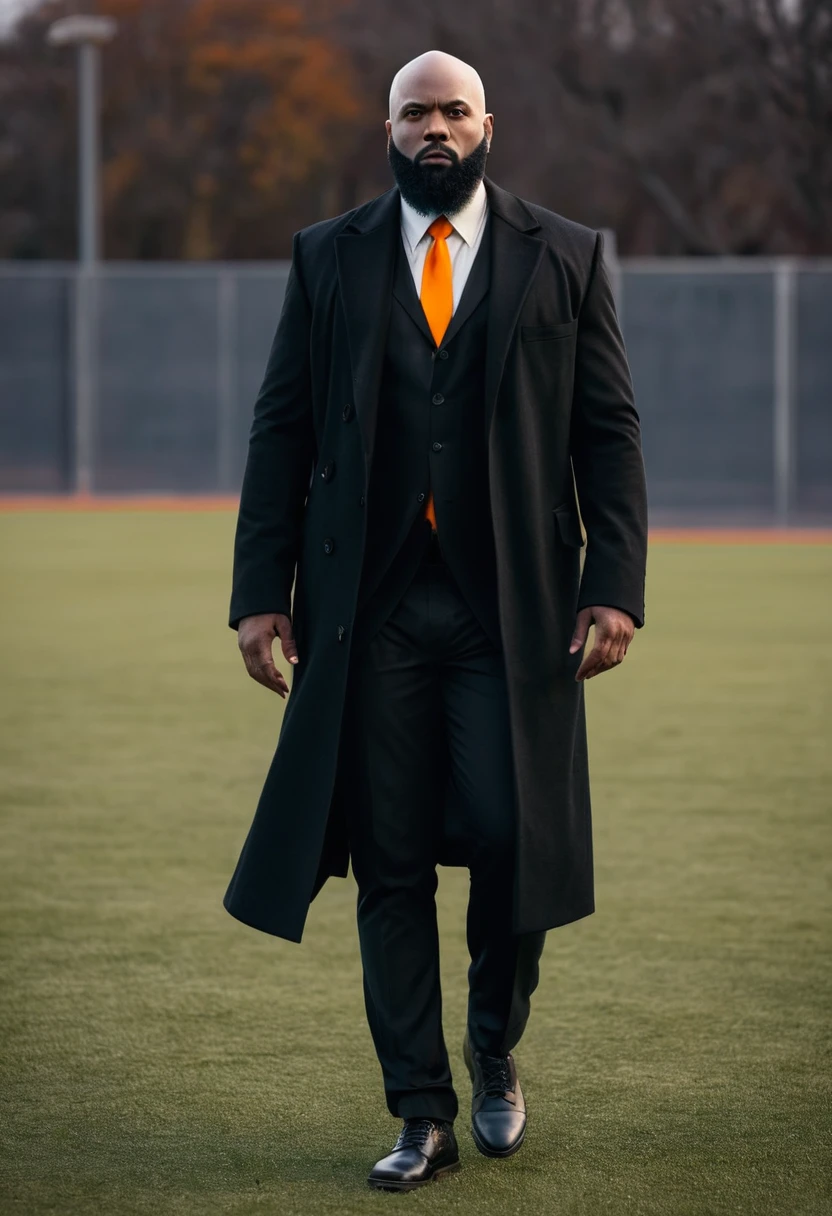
left=419, top=216, right=454, bottom=532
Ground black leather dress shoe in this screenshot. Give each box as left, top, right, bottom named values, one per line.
left=463, top=1032, right=527, bottom=1158
left=367, top=1117, right=460, bottom=1191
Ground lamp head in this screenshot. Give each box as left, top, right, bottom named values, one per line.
left=47, top=15, right=118, bottom=47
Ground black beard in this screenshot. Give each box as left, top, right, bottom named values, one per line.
left=387, top=134, right=489, bottom=217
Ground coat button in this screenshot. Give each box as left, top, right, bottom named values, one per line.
left=438, top=349, right=449, bottom=360
left=337, top=624, right=346, bottom=642
left=323, top=537, right=335, bottom=554
left=432, top=441, right=442, bottom=452
left=358, top=495, right=365, bottom=507
left=417, top=491, right=425, bottom=503
left=342, top=402, right=354, bottom=422
left=432, top=393, right=444, bottom=405
left=321, top=460, right=335, bottom=482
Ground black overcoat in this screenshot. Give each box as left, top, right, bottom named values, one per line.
left=224, top=176, right=648, bottom=943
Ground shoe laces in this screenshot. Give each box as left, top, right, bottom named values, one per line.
left=478, top=1054, right=513, bottom=1097
left=395, top=1117, right=443, bottom=1151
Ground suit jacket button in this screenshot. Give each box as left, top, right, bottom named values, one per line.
left=438, top=349, right=449, bottom=360
left=432, top=441, right=442, bottom=452
left=417, top=492, right=425, bottom=503
left=323, top=537, right=335, bottom=554
left=432, top=393, right=445, bottom=405
left=342, top=402, right=354, bottom=422
left=358, top=495, right=365, bottom=507
left=321, top=460, right=335, bottom=482
left=337, top=624, right=346, bottom=642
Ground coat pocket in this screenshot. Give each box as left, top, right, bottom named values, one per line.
left=553, top=503, right=585, bottom=548
left=521, top=319, right=578, bottom=342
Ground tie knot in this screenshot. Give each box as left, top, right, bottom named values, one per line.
left=428, top=216, right=454, bottom=242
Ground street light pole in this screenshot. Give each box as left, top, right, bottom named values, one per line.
left=77, top=38, right=100, bottom=264
left=48, top=15, right=117, bottom=264
left=47, top=15, right=117, bottom=493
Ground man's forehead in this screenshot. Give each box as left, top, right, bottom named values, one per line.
left=390, top=58, right=485, bottom=114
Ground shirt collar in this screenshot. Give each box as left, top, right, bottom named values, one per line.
left=399, top=177, right=488, bottom=253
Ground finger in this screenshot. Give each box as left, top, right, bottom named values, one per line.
left=614, top=626, right=634, bottom=666
left=598, top=626, right=627, bottom=674
left=244, top=639, right=289, bottom=697
left=607, top=633, right=626, bottom=668
left=598, top=629, right=629, bottom=674
left=575, top=633, right=613, bottom=681
left=246, top=656, right=289, bottom=697
left=585, top=655, right=617, bottom=680
left=583, top=620, right=616, bottom=674
left=275, top=618, right=299, bottom=665
left=569, top=608, right=593, bottom=655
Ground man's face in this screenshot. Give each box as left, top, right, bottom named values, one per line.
left=385, top=64, right=493, bottom=171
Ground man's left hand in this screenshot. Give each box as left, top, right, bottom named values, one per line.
left=569, top=606, right=634, bottom=682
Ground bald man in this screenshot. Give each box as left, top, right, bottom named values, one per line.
left=227, top=50, right=648, bottom=1191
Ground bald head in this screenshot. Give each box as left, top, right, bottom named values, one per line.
left=385, top=49, right=493, bottom=199
left=389, top=50, right=486, bottom=120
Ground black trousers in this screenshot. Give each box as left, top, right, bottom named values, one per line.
left=343, top=530, right=547, bottom=1122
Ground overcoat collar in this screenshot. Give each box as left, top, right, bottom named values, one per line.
left=390, top=223, right=434, bottom=348
left=334, top=187, right=400, bottom=471
left=334, top=176, right=546, bottom=466
left=480, top=177, right=546, bottom=446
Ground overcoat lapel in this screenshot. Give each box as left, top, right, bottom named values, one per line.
left=482, top=177, right=546, bottom=444
left=440, top=215, right=492, bottom=346
left=334, top=187, right=400, bottom=472
left=391, top=232, right=434, bottom=347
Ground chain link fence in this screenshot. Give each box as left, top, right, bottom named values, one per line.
left=1, top=258, right=830, bottom=522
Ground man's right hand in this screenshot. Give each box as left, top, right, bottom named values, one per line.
left=237, top=613, right=297, bottom=698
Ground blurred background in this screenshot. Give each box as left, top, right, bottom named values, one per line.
left=0, top=0, right=830, bottom=518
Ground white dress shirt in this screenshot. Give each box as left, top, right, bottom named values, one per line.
left=399, top=178, right=489, bottom=312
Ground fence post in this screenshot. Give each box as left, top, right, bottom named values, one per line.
left=71, top=265, right=97, bottom=495
left=217, top=270, right=237, bottom=494
left=773, top=261, right=797, bottom=527
left=601, top=227, right=622, bottom=319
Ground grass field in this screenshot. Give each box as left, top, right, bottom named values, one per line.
left=0, top=512, right=830, bottom=1216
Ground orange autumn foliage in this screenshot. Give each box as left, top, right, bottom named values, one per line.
left=22, top=0, right=361, bottom=258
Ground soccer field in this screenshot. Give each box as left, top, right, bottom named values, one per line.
left=0, top=512, right=829, bottom=1216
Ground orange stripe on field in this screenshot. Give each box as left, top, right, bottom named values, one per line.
left=0, top=497, right=831, bottom=544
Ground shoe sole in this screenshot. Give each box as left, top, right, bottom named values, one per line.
left=470, top=1120, right=526, bottom=1159
left=367, top=1160, right=461, bottom=1191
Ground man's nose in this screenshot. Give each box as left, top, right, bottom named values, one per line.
left=423, top=114, right=450, bottom=141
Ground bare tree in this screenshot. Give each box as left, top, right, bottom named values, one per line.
left=1, top=0, right=829, bottom=257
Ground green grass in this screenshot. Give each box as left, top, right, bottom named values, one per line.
left=0, top=512, right=830, bottom=1216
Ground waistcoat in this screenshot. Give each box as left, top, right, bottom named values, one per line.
left=353, top=213, right=501, bottom=653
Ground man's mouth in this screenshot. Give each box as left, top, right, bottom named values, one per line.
left=420, top=148, right=453, bottom=163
